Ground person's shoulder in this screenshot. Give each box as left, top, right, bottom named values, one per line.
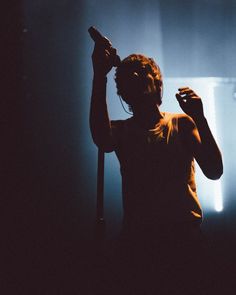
left=170, top=113, right=195, bottom=125
left=164, top=112, right=191, bottom=120
left=111, top=117, right=132, bottom=128
left=164, top=112, right=195, bottom=131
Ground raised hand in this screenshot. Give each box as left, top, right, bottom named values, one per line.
left=176, top=87, right=204, bottom=120
left=92, top=43, right=117, bottom=77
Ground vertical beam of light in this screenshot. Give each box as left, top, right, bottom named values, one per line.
left=207, top=84, right=223, bottom=212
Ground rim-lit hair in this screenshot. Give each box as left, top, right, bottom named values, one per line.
left=115, top=54, right=163, bottom=109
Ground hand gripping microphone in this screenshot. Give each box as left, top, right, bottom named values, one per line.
left=88, top=26, right=121, bottom=67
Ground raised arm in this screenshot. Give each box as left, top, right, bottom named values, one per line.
left=89, top=43, right=117, bottom=152
left=176, top=87, right=223, bottom=180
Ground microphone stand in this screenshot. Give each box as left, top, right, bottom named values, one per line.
left=88, top=26, right=121, bottom=243
left=95, top=148, right=106, bottom=243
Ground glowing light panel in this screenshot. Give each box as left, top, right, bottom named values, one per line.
left=207, top=85, right=223, bottom=212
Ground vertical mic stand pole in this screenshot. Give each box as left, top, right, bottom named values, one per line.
left=96, top=148, right=106, bottom=242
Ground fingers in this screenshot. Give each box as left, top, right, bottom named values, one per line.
left=92, top=44, right=116, bottom=75
left=175, top=93, right=182, bottom=102
left=178, top=87, right=194, bottom=96
left=176, top=87, right=199, bottom=100
left=176, top=86, right=204, bottom=118
left=177, top=86, right=202, bottom=101
left=175, top=93, right=185, bottom=106
left=102, top=36, right=112, bottom=48
left=110, top=47, right=117, bottom=59
left=93, top=44, right=116, bottom=60
left=178, top=87, right=191, bottom=92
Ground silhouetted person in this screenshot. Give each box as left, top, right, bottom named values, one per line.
left=90, top=43, right=223, bottom=294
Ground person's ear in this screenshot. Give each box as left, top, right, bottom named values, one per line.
left=154, top=79, right=163, bottom=105
left=155, top=79, right=162, bottom=92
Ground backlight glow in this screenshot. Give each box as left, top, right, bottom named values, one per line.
left=206, top=84, right=223, bottom=212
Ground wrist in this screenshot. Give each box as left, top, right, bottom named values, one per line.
left=189, top=110, right=205, bottom=122
left=93, top=73, right=107, bottom=83
left=192, top=115, right=207, bottom=127
left=92, top=74, right=108, bottom=99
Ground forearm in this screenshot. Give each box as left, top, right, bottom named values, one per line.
left=89, top=75, right=114, bottom=151
left=193, top=116, right=223, bottom=179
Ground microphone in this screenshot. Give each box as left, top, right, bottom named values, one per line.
left=88, top=26, right=121, bottom=67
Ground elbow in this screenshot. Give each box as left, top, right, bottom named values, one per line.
left=91, top=135, right=114, bottom=153
left=204, top=162, right=223, bottom=180
left=90, top=122, right=114, bottom=153
left=97, top=143, right=114, bottom=153
left=198, top=153, right=223, bottom=180
left=207, top=171, right=223, bottom=180
left=214, top=166, right=223, bottom=180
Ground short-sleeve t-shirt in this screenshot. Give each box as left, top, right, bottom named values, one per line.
left=111, top=112, right=202, bottom=229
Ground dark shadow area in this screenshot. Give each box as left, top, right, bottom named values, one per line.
left=2, top=1, right=236, bottom=294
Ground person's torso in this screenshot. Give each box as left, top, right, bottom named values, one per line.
left=111, top=112, right=202, bottom=228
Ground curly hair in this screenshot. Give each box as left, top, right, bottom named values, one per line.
left=115, top=54, right=163, bottom=109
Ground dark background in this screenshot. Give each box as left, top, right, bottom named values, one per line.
left=2, top=0, right=236, bottom=293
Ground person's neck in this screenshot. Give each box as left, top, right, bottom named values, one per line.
left=133, top=106, right=163, bottom=129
